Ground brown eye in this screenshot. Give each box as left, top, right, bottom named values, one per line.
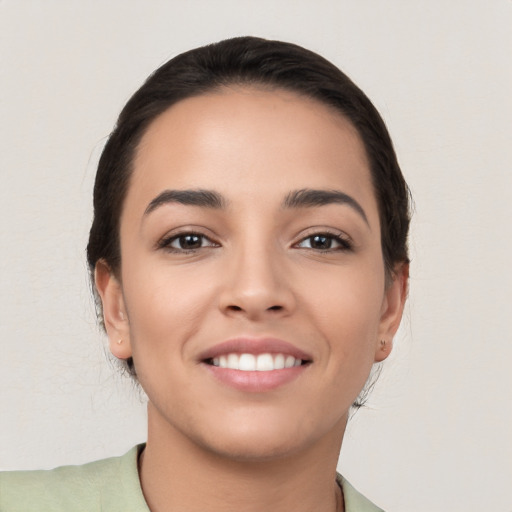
left=159, top=232, right=218, bottom=252
left=295, top=233, right=352, bottom=251
left=309, top=235, right=333, bottom=250
left=175, top=234, right=203, bottom=250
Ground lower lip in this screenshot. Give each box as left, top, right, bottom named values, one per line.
left=203, top=363, right=309, bottom=392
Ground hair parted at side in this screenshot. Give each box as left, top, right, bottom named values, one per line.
left=87, top=36, right=411, bottom=377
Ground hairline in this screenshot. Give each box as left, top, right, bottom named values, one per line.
left=107, top=79, right=385, bottom=282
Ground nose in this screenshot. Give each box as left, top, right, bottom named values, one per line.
left=218, top=244, right=296, bottom=321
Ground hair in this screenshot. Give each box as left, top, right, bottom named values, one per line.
left=87, top=36, right=411, bottom=382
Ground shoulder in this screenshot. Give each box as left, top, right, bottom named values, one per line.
left=0, top=445, right=149, bottom=512
left=337, top=474, right=385, bottom=512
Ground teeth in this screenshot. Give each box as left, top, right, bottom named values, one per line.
left=285, top=355, right=296, bottom=368
left=256, top=353, right=274, bottom=371
left=274, top=354, right=285, bottom=370
left=211, top=353, right=303, bottom=371
left=239, top=354, right=256, bottom=371
left=227, top=353, right=239, bottom=370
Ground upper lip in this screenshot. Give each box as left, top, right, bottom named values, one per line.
left=197, top=337, right=313, bottom=362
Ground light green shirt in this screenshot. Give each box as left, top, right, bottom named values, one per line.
left=0, top=445, right=383, bottom=511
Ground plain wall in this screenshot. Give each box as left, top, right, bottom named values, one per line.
left=1, top=1, right=511, bottom=510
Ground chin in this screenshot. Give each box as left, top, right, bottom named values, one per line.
left=148, top=393, right=348, bottom=463
left=200, top=431, right=310, bottom=462
left=190, top=412, right=344, bottom=463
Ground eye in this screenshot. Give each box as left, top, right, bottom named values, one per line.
left=295, top=233, right=352, bottom=251
left=159, top=232, right=218, bottom=252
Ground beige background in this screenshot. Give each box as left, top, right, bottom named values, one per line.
left=1, top=1, right=511, bottom=510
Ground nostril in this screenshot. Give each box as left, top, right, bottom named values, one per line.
left=225, top=304, right=283, bottom=313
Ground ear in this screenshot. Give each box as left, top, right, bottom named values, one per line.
left=94, top=260, right=132, bottom=360
left=374, top=263, right=409, bottom=362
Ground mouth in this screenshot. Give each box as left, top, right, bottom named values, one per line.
left=199, top=337, right=312, bottom=392
left=206, top=353, right=308, bottom=371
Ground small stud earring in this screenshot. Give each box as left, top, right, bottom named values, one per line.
left=117, top=339, right=123, bottom=345
left=380, top=339, right=386, bottom=349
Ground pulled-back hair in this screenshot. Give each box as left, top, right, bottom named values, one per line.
left=88, top=36, right=409, bottom=275
left=87, top=36, right=411, bottom=382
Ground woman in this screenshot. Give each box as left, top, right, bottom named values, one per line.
left=1, top=36, right=410, bottom=511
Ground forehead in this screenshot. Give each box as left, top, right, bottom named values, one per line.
left=128, top=87, right=376, bottom=217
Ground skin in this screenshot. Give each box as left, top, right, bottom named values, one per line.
left=96, top=87, right=408, bottom=512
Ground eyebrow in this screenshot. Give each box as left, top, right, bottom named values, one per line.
left=144, top=187, right=369, bottom=226
left=282, top=188, right=369, bottom=225
left=144, top=189, right=227, bottom=215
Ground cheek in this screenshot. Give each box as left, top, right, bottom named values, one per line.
left=301, top=261, right=385, bottom=360
left=121, top=262, right=218, bottom=367
left=311, top=284, right=383, bottom=411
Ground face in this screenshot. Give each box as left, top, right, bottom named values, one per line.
left=97, top=87, right=407, bottom=461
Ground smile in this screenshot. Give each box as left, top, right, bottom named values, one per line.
left=199, top=337, right=312, bottom=392
left=210, top=353, right=304, bottom=371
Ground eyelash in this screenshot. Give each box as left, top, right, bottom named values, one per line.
left=293, top=231, right=353, bottom=252
left=158, top=230, right=353, bottom=254
left=157, top=232, right=219, bottom=253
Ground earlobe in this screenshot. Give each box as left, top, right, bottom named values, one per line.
left=374, top=263, right=409, bottom=362
left=375, top=338, right=391, bottom=363
left=94, top=260, right=132, bottom=360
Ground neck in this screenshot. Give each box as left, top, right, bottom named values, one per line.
left=139, top=403, right=346, bottom=512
